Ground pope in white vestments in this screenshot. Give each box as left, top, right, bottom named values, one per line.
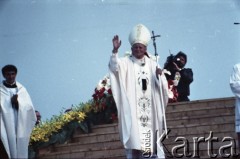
left=230, top=63, right=240, bottom=150
left=0, top=65, right=36, bottom=159
left=109, top=24, right=169, bottom=159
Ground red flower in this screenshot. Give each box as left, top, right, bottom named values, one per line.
left=107, top=89, right=112, bottom=95
left=167, top=79, right=179, bottom=103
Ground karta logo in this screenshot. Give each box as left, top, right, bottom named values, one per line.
left=154, top=129, right=239, bottom=158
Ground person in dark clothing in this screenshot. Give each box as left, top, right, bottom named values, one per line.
left=163, top=51, right=193, bottom=102
left=35, top=110, right=42, bottom=125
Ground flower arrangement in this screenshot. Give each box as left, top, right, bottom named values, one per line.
left=30, top=107, right=87, bottom=143
left=92, top=75, right=111, bottom=111
left=91, top=74, right=117, bottom=124
left=29, top=102, right=92, bottom=158
left=29, top=75, right=118, bottom=158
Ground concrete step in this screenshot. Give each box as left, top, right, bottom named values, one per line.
left=38, top=146, right=125, bottom=159
left=70, top=123, right=234, bottom=147
left=168, top=123, right=234, bottom=137
left=73, top=123, right=119, bottom=135
left=53, top=140, right=123, bottom=153
left=37, top=123, right=122, bottom=158
left=166, top=98, right=235, bottom=113
left=166, top=113, right=234, bottom=127
left=71, top=131, right=120, bottom=144
left=36, top=97, right=237, bottom=159
left=166, top=106, right=234, bottom=119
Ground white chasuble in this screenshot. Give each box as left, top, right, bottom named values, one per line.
left=109, top=53, right=169, bottom=158
left=133, top=57, right=153, bottom=154
left=0, top=82, right=37, bottom=158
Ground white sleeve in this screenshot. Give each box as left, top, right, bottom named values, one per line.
left=109, top=53, right=119, bottom=72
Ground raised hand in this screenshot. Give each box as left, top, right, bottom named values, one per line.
left=112, top=35, right=121, bottom=53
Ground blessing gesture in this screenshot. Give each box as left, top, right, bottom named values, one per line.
left=112, top=35, right=121, bottom=53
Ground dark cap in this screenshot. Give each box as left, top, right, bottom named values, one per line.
left=175, top=51, right=187, bottom=63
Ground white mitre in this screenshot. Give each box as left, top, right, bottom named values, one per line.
left=128, top=24, right=151, bottom=46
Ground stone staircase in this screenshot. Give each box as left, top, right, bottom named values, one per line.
left=37, top=123, right=125, bottom=159
left=37, top=97, right=238, bottom=159
left=163, top=97, right=237, bottom=159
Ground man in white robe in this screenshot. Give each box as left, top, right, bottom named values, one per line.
left=0, top=65, right=36, bottom=159
left=109, top=24, right=168, bottom=158
left=230, top=63, right=240, bottom=150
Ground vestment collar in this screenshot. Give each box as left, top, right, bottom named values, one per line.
left=3, top=81, right=17, bottom=88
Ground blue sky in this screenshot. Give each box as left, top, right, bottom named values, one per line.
left=1, top=0, right=240, bottom=120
